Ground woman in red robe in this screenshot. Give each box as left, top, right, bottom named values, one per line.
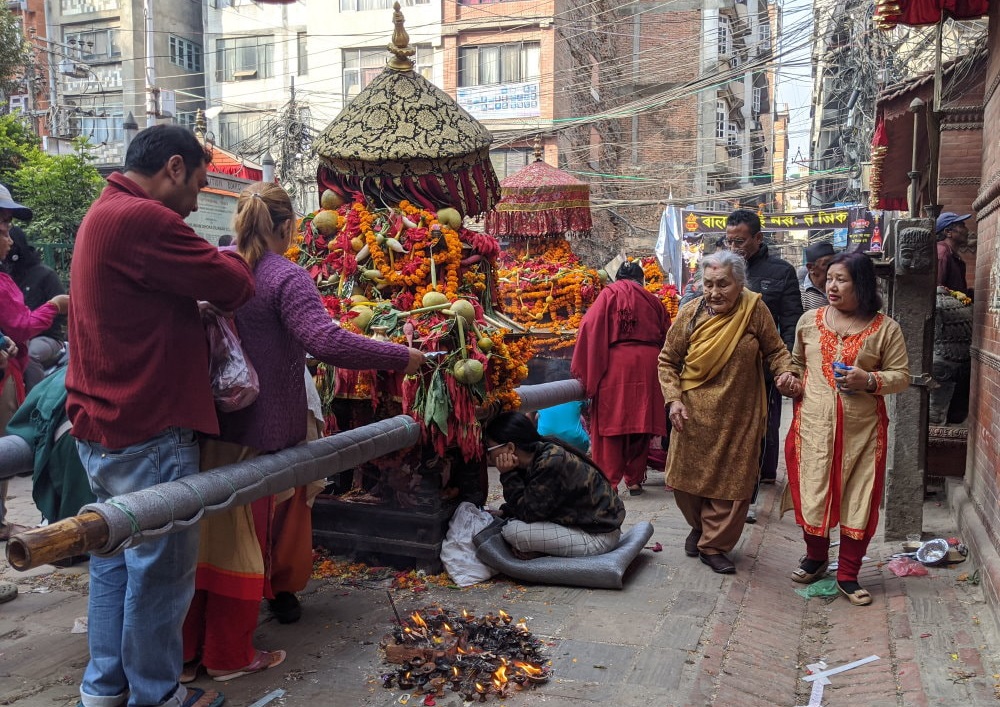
left=571, top=261, right=669, bottom=495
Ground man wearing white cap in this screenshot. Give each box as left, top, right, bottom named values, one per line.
left=935, top=211, right=972, bottom=297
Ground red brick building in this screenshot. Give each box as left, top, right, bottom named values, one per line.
left=7, top=0, right=49, bottom=137
left=955, top=1, right=1000, bottom=628
left=441, top=0, right=777, bottom=263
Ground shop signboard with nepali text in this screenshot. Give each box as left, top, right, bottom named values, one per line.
left=185, top=172, right=252, bottom=246
left=681, top=209, right=852, bottom=235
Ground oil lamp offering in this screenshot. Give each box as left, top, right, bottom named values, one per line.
left=397, top=671, right=415, bottom=690
left=475, top=683, right=488, bottom=703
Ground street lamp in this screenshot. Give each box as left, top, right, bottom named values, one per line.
left=123, top=111, right=139, bottom=153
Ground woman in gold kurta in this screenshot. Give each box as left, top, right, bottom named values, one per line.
left=784, top=252, right=909, bottom=606
left=659, top=251, right=800, bottom=574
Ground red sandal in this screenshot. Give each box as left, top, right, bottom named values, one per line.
left=207, top=649, right=286, bottom=682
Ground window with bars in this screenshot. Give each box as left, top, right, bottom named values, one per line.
left=458, top=42, right=540, bottom=87
left=340, top=0, right=428, bottom=10
left=727, top=123, right=739, bottom=146
left=169, top=36, right=202, bottom=72
left=216, top=36, right=274, bottom=82
left=218, top=112, right=266, bottom=151
left=64, top=28, right=121, bottom=62
left=489, top=148, right=532, bottom=179
left=716, top=99, right=728, bottom=140
left=752, top=86, right=763, bottom=116
left=342, top=45, right=433, bottom=98
left=718, top=16, right=731, bottom=57
left=68, top=97, right=124, bottom=143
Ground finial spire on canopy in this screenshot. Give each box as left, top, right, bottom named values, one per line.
left=387, top=2, right=416, bottom=71
left=533, top=136, right=543, bottom=162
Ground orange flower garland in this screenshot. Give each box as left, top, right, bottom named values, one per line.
left=295, top=197, right=533, bottom=459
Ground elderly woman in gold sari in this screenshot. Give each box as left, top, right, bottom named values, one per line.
left=784, top=252, right=909, bottom=606
left=658, top=251, right=800, bottom=574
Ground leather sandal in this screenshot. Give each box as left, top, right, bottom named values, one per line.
left=791, top=557, right=829, bottom=584
left=837, top=580, right=873, bottom=606
left=627, top=485, right=644, bottom=496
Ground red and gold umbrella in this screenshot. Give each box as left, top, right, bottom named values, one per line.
left=876, top=0, right=989, bottom=30
left=484, top=140, right=592, bottom=239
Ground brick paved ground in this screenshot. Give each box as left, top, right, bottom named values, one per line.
left=3, top=402, right=1000, bottom=706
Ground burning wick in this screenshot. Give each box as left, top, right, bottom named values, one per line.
left=474, top=683, right=488, bottom=703
left=398, top=671, right=415, bottom=690
left=498, top=610, right=512, bottom=625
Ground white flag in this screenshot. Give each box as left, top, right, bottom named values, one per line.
left=656, top=198, right=682, bottom=286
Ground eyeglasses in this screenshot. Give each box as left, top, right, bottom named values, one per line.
left=485, top=442, right=506, bottom=454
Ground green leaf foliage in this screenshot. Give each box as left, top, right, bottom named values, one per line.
left=0, top=112, right=41, bottom=186
left=0, top=5, right=30, bottom=97
left=11, top=137, right=105, bottom=243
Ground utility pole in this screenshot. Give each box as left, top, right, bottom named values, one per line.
left=144, top=0, right=158, bottom=126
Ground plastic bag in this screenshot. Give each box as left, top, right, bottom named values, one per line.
left=440, top=502, right=497, bottom=587
left=794, top=577, right=840, bottom=598
left=204, top=311, right=259, bottom=412
left=887, top=557, right=929, bottom=577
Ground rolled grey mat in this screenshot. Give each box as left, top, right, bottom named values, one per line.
left=474, top=521, right=654, bottom=590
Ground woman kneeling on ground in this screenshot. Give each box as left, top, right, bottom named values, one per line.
left=483, top=411, right=625, bottom=558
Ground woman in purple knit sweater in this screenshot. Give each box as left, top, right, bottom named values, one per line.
left=182, top=182, right=424, bottom=682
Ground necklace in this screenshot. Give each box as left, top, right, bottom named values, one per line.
left=827, top=308, right=863, bottom=338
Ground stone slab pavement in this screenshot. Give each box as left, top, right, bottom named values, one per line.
left=3, top=402, right=1000, bottom=706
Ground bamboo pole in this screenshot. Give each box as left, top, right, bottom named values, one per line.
left=4, top=381, right=586, bottom=571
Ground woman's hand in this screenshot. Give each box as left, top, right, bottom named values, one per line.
left=834, top=364, right=874, bottom=393
left=48, top=294, right=70, bottom=315
left=668, top=401, right=689, bottom=432
left=403, top=348, right=426, bottom=375
left=775, top=372, right=802, bottom=398
left=494, top=449, right=520, bottom=474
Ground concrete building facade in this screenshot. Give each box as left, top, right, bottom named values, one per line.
left=32, top=0, right=204, bottom=164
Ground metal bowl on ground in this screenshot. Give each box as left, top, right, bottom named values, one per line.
left=915, top=538, right=949, bottom=566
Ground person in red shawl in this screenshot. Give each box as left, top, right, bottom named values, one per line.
left=571, top=260, right=669, bottom=495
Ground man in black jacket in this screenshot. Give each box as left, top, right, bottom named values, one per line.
left=724, top=210, right=803, bottom=498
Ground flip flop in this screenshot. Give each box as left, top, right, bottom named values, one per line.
left=208, top=649, right=286, bottom=682
left=182, top=687, right=225, bottom=707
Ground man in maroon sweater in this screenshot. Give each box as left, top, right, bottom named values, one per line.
left=67, top=125, right=254, bottom=707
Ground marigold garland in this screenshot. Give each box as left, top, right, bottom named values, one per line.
left=495, top=237, right=603, bottom=338
left=295, top=198, right=534, bottom=462
left=640, top=256, right=680, bottom=320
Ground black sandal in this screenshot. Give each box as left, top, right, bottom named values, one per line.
left=627, top=485, right=644, bottom=496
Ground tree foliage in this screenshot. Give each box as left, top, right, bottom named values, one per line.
left=0, top=112, right=40, bottom=187
left=11, top=137, right=105, bottom=243
left=0, top=5, right=30, bottom=97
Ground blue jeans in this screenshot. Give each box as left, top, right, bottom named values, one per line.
left=77, top=428, right=201, bottom=707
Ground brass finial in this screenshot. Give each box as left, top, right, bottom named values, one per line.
left=194, top=108, right=206, bottom=139
left=533, top=136, right=543, bottom=162
left=387, top=2, right=415, bottom=71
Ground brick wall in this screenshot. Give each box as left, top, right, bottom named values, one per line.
left=964, top=0, right=1000, bottom=618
